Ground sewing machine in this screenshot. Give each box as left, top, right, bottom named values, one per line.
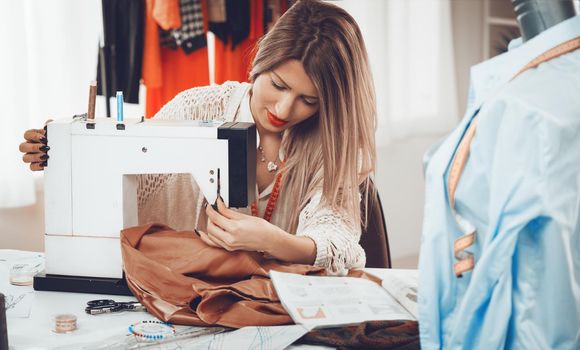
left=33, top=115, right=256, bottom=295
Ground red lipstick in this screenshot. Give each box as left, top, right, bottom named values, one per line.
left=267, top=111, right=288, bottom=127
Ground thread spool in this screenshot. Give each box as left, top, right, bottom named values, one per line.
left=87, top=81, right=97, bottom=121
left=53, top=314, right=77, bottom=333
left=9, top=264, right=35, bottom=286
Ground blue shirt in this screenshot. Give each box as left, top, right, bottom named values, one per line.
left=419, top=15, right=580, bottom=349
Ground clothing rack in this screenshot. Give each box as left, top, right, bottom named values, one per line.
left=99, top=0, right=112, bottom=118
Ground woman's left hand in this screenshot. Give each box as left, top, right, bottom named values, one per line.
left=198, top=198, right=280, bottom=253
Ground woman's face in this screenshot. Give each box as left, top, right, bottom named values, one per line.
left=250, top=59, right=320, bottom=134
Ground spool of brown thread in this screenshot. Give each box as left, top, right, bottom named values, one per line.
left=53, top=314, right=77, bottom=333
left=87, top=81, right=97, bottom=121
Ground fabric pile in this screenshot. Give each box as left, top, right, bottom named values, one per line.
left=121, top=223, right=374, bottom=327
left=121, top=223, right=419, bottom=348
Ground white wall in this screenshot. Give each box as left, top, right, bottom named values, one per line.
left=375, top=136, right=443, bottom=267
left=355, top=0, right=484, bottom=268
left=0, top=1, right=486, bottom=269
left=0, top=179, right=44, bottom=252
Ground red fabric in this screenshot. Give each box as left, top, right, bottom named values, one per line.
left=280, top=0, right=289, bottom=14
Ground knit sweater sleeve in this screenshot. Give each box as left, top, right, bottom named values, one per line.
left=296, top=191, right=366, bottom=276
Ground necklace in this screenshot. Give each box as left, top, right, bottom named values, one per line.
left=251, top=160, right=285, bottom=222
left=258, top=145, right=279, bottom=172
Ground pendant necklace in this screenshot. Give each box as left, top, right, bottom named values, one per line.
left=258, top=145, right=279, bottom=172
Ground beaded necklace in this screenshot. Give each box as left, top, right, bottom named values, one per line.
left=128, top=320, right=175, bottom=341
left=251, top=161, right=285, bottom=222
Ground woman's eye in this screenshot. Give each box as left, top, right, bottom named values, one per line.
left=302, top=97, right=318, bottom=106
left=271, top=80, right=285, bottom=90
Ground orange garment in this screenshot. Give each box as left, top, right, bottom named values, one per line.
left=152, top=0, right=181, bottom=30
left=214, top=0, right=264, bottom=84
left=121, top=223, right=379, bottom=328
left=143, top=0, right=210, bottom=118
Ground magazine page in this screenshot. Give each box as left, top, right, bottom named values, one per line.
left=371, top=269, right=418, bottom=319
left=270, top=270, right=415, bottom=328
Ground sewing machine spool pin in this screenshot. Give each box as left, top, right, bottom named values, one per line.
left=86, top=81, right=96, bottom=130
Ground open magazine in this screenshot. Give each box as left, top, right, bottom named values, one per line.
left=375, top=268, right=418, bottom=319
left=270, top=269, right=418, bottom=328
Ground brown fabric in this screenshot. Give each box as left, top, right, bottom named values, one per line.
left=298, top=320, right=420, bottom=350
left=121, top=223, right=380, bottom=328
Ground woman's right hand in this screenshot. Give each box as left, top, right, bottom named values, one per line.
left=19, top=121, right=51, bottom=171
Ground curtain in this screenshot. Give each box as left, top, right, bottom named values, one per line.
left=0, top=0, right=102, bottom=208
left=336, top=0, right=458, bottom=146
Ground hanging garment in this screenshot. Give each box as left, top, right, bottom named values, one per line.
left=160, top=0, right=207, bottom=54
left=121, top=223, right=378, bottom=327
left=97, top=0, right=145, bottom=104
left=213, top=0, right=263, bottom=83
left=264, top=0, right=282, bottom=33
left=152, top=0, right=181, bottom=30
left=418, top=15, right=580, bottom=350
left=208, top=0, right=250, bottom=48
left=207, top=0, right=226, bottom=23
left=142, top=0, right=210, bottom=117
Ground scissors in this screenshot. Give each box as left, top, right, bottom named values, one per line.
left=85, top=299, right=146, bottom=315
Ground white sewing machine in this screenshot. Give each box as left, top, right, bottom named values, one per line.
left=34, top=115, right=256, bottom=295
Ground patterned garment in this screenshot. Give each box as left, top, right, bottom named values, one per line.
left=160, top=0, right=207, bottom=54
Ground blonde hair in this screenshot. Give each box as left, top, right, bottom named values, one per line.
left=250, top=0, right=376, bottom=233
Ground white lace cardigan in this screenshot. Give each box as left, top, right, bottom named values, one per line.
left=137, top=81, right=366, bottom=275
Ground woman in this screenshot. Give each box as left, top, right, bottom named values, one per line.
left=19, top=0, right=377, bottom=276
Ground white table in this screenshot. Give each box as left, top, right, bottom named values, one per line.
left=1, top=250, right=415, bottom=349
left=1, top=250, right=150, bottom=349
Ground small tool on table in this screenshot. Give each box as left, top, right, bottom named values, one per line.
left=85, top=299, right=145, bottom=315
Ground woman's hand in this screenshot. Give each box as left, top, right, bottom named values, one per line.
left=198, top=198, right=281, bottom=253
left=19, top=120, right=52, bottom=171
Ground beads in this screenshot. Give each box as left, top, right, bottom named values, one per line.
left=128, top=320, right=175, bottom=341
left=252, top=160, right=285, bottom=222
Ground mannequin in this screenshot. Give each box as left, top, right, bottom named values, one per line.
left=418, top=2, right=580, bottom=348
left=512, top=0, right=578, bottom=41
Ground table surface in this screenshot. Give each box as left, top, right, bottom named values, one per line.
left=1, top=250, right=415, bottom=350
